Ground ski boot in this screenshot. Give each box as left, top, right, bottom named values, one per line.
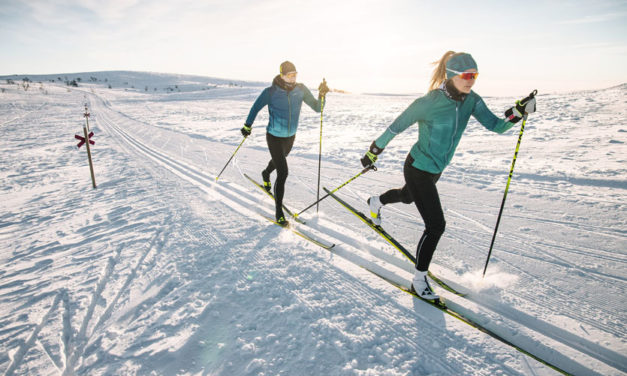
left=367, top=195, right=383, bottom=226
left=410, top=270, right=439, bottom=301
left=262, top=170, right=272, bottom=193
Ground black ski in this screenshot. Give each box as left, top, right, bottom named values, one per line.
left=244, top=173, right=306, bottom=224
left=323, top=187, right=463, bottom=297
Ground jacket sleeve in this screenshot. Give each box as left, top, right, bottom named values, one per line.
left=472, top=96, right=515, bottom=134
left=302, top=85, right=324, bottom=113
left=374, top=97, right=429, bottom=149
left=245, top=88, right=271, bottom=126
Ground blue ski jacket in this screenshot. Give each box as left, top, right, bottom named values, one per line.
left=374, top=84, right=516, bottom=174
left=245, top=76, right=324, bottom=138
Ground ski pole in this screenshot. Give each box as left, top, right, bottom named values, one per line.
left=483, top=90, right=536, bottom=276
left=215, top=137, right=247, bottom=182
left=297, top=165, right=376, bottom=217
left=316, top=93, right=325, bottom=213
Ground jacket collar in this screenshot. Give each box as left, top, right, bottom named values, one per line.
left=273, top=75, right=296, bottom=92
left=439, top=79, right=467, bottom=102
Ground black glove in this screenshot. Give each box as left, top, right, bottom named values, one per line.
left=318, top=78, right=329, bottom=98
left=240, top=124, right=252, bottom=137
left=360, top=141, right=384, bottom=168
left=505, top=90, right=537, bottom=124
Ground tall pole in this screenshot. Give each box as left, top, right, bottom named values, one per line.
left=316, top=95, right=325, bottom=213
left=483, top=115, right=529, bottom=276
left=215, top=137, right=246, bottom=182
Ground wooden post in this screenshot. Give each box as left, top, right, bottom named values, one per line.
left=83, top=126, right=97, bottom=189
left=84, top=104, right=90, bottom=132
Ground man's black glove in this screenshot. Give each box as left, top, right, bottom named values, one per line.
left=318, top=78, right=329, bottom=98
left=505, top=90, right=537, bottom=124
left=360, top=141, right=384, bottom=168
left=240, top=124, right=252, bottom=137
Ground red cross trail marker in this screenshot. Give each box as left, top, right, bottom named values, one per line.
left=75, top=131, right=94, bottom=148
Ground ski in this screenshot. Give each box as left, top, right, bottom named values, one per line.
left=259, top=214, right=335, bottom=250
left=323, top=187, right=464, bottom=297
left=244, top=173, right=306, bottom=224
left=372, top=270, right=569, bottom=375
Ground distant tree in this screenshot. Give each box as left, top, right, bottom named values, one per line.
left=104, top=78, right=108, bottom=82
left=7, top=79, right=14, bottom=84
left=76, top=77, right=82, bottom=82
left=57, top=77, right=62, bottom=81
left=49, top=79, right=55, bottom=83
left=108, top=84, right=112, bottom=89
left=145, top=86, right=148, bottom=91
left=67, top=80, right=78, bottom=87
left=1, top=88, right=5, bottom=93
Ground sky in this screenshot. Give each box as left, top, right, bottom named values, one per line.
left=1, top=0, right=626, bottom=95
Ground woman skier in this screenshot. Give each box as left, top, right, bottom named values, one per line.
left=360, top=51, right=536, bottom=300
left=242, top=61, right=329, bottom=226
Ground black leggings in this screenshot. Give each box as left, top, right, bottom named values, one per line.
left=264, top=133, right=295, bottom=218
left=380, top=154, right=446, bottom=272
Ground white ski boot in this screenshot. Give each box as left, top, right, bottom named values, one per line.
left=411, top=270, right=439, bottom=301
left=367, top=195, right=383, bottom=226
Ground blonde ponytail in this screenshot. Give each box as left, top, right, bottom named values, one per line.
left=428, top=51, right=467, bottom=92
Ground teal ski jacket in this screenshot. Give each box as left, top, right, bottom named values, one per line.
left=374, top=87, right=515, bottom=174
left=246, top=76, right=324, bottom=138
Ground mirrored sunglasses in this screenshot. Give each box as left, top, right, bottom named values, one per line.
left=447, top=68, right=479, bottom=80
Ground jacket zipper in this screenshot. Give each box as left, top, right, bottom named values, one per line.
left=448, top=102, right=459, bottom=157
left=287, top=92, right=292, bottom=135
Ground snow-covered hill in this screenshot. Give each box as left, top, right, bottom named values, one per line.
left=1, top=71, right=625, bottom=375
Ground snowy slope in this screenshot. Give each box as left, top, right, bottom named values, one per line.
left=0, top=72, right=625, bottom=375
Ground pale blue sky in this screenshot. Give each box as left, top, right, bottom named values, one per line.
left=2, top=0, right=626, bottom=95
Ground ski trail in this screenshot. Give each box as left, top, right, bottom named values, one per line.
left=64, top=230, right=164, bottom=375
left=63, top=245, right=123, bottom=373
left=35, top=339, right=62, bottom=372
left=3, top=289, right=66, bottom=376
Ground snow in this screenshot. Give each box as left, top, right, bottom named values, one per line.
left=0, top=72, right=625, bottom=375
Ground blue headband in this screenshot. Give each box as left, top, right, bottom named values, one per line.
left=446, top=53, right=477, bottom=78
